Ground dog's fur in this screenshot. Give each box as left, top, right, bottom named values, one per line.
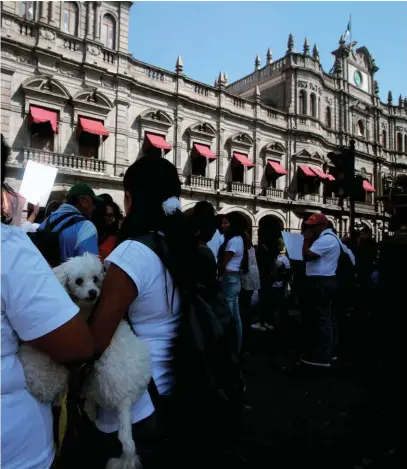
left=18, top=253, right=152, bottom=469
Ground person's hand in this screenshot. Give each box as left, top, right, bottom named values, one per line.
left=27, top=204, right=40, bottom=223
left=303, top=227, right=316, bottom=241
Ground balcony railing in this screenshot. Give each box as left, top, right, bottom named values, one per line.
left=297, top=193, right=322, bottom=203
left=189, top=175, right=215, bottom=190
left=266, top=187, right=284, bottom=199
left=228, top=182, right=252, bottom=194
left=21, top=148, right=107, bottom=173
left=325, top=196, right=340, bottom=206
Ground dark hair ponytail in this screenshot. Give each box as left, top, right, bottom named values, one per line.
left=118, top=156, right=195, bottom=294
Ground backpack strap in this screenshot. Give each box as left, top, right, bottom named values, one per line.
left=54, top=216, right=86, bottom=234
left=323, top=232, right=345, bottom=253
left=42, top=213, right=85, bottom=233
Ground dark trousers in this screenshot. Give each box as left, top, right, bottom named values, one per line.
left=239, top=289, right=253, bottom=332
left=258, top=287, right=272, bottom=325
left=303, top=276, right=338, bottom=363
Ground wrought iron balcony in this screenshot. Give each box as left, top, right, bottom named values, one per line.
left=20, top=148, right=107, bottom=173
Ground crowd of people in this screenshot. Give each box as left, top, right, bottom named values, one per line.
left=1, top=130, right=401, bottom=469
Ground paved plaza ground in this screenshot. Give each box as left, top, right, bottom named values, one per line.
left=234, top=313, right=399, bottom=469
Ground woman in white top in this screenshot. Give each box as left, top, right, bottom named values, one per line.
left=87, top=156, right=192, bottom=468
left=218, top=213, right=249, bottom=351
left=1, top=135, right=94, bottom=469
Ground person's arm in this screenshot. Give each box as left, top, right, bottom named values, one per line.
left=302, top=228, right=320, bottom=262
left=89, top=263, right=138, bottom=355
left=5, top=237, right=94, bottom=363
left=27, top=204, right=40, bottom=224
left=218, top=251, right=234, bottom=274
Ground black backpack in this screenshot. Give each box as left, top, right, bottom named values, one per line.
left=136, top=235, right=244, bottom=413
left=27, top=213, right=86, bottom=267
left=325, top=233, right=356, bottom=289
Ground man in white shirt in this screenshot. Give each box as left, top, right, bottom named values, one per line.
left=301, top=213, right=342, bottom=367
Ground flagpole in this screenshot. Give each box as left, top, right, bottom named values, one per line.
left=350, top=14, right=352, bottom=46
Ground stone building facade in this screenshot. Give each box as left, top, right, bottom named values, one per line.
left=1, top=1, right=407, bottom=240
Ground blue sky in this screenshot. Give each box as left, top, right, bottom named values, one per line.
left=129, top=1, right=406, bottom=104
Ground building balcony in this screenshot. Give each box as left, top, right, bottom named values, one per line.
left=228, top=182, right=253, bottom=195
left=297, top=193, right=323, bottom=204
left=355, top=201, right=376, bottom=215
left=19, top=148, right=108, bottom=174
left=325, top=196, right=340, bottom=206
left=266, top=187, right=284, bottom=199
left=188, top=175, right=215, bottom=190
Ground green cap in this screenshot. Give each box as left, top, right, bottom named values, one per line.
left=67, top=183, right=103, bottom=202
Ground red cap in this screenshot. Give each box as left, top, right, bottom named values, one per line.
left=304, top=213, right=329, bottom=226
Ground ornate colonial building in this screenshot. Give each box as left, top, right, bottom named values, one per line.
left=1, top=1, right=407, bottom=239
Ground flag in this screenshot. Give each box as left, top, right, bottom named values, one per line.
left=344, top=17, right=351, bottom=41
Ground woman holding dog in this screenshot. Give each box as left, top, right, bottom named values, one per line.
left=86, top=156, right=194, bottom=468
left=1, top=135, right=94, bottom=469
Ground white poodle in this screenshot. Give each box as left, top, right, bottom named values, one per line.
left=18, top=253, right=152, bottom=469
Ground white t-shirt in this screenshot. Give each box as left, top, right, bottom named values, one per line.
left=1, top=224, right=79, bottom=469
left=95, top=239, right=181, bottom=433
left=306, top=229, right=341, bottom=276
left=273, top=254, right=291, bottom=288
left=207, top=230, right=224, bottom=262
left=225, top=236, right=244, bottom=272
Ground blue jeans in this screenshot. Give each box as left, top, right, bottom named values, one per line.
left=221, top=272, right=242, bottom=351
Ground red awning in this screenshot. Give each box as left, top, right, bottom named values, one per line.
left=312, top=168, right=328, bottom=179
left=363, top=180, right=375, bottom=192
left=193, top=143, right=216, bottom=159
left=267, top=160, right=288, bottom=175
left=79, top=117, right=109, bottom=139
left=298, top=165, right=316, bottom=177
left=145, top=133, right=172, bottom=153
left=29, top=106, right=58, bottom=134
left=326, top=173, right=336, bottom=181
left=233, top=152, right=255, bottom=168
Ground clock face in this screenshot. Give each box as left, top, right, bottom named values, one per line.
left=354, top=70, right=362, bottom=87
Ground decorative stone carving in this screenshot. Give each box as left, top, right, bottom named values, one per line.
left=298, top=80, right=308, bottom=89
left=59, top=66, right=80, bottom=78
left=309, top=83, right=318, bottom=92
left=40, top=29, right=56, bottom=41
left=387, top=91, right=393, bottom=105
left=325, top=96, right=333, bottom=105
left=381, top=122, right=388, bottom=129
left=87, top=44, right=101, bottom=56
left=18, top=55, right=36, bottom=66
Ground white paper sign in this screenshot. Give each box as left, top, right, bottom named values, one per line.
left=19, top=160, right=58, bottom=207
left=282, top=231, right=304, bottom=261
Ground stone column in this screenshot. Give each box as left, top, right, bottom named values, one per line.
left=39, top=1, right=48, bottom=22
left=94, top=2, right=101, bottom=40
left=86, top=1, right=93, bottom=38
left=49, top=1, right=57, bottom=26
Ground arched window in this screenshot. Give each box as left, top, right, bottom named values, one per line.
left=101, top=14, right=115, bottom=49
left=310, top=93, right=317, bottom=118
left=326, top=107, right=332, bottom=128
left=63, top=2, right=78, bottom=35
left=19, top=1, right=34, bottom=20
left=357, top=120, right=364, bottom=137
left=299, top=90, right=306, bottom=115
left=381, top=130, right=387, bottom=149
left=397, top=133, right=403, bottom=152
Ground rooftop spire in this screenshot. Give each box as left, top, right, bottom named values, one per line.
left=255, top=54, right=261, bottom=70
left=388, top=90, right=393, bottom=105
left=399, top=94, right=403, bottom=108
left=175, top=55, right=183, bottom=74
left=312, top=43, right=320, bottom=62
left=374, top=80, right=379, bottom=96
left=217, top=71, right=226, bottom=89
left=303, top=37, right=310, bottom=56
left=404, top=97, right=407, bottom=110
left=287, top=33, right=295, bottom=53
left=266, top=47, right=272, bottom=64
